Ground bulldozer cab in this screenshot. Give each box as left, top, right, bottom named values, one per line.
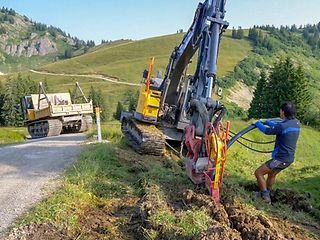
left=21, top=96, right=34, bottom=121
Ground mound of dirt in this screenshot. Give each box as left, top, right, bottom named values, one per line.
left=5, top=197, right=142, bottom=240
left=193, top=225, right=241, bottom=240
left=271, top=188, right=312, bottom=211
left=6, top=223, right=72, bottom=240
left=240, top=182, right=319, bottom=220
left=78, top=198, right=143, bottom=240
left=183, top=188, right=311, bottom=240
left=138, top=182, right=315, bottom=240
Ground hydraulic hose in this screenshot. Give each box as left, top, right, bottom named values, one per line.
left=227, top=124, right=256, bottom=149
left=228, top=129, right=275, bottom=145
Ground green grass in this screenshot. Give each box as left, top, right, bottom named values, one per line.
left=0, top=127, right=27, bottom=145
left=38, top=33, right=252, bottom=83
left=0, top=32, right=252, bottom=113
left=226, top=120, right=320, bottom=209
left=14, top=124, right=207, bottom=238
left=11, top=121, right=320, bottom=239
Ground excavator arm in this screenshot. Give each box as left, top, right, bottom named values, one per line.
left=160, top=0, right=229, bottom=135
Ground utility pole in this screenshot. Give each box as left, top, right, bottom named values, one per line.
left=95, top=107, right=102, bottom=143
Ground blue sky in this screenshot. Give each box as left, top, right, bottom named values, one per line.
left=1, top=0, right=319, bottom=43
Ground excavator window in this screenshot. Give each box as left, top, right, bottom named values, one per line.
left=24, top=96, right=34, bottom=109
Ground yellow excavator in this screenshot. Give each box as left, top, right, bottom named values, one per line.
left=121, top=0, right=277, bottom=204
left=21, top=82, right=93, bottom=138
left=121, top=0, right=229, bottom=156
left=121, top=0, right=257, bottom=203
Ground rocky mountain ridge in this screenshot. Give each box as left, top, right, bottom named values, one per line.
left=3, top=34, right=57, bottom=57
left=0, top=7, right=89, bottom=72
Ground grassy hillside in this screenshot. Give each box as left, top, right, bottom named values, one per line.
left=0, top=32, right=252, bottom=114
left=7, top=122, right=319, bottom=239
left=38, top=32, right=252, bottom=83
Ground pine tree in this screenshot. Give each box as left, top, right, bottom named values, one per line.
left=267, top=58, right=293, bottom=117
left=290, top=64, right=311, bottom=121
left=256, top=30, right=264, bottom=46
left=232, top=27, right=237, bottom=39
left=0, top=74, right=37, bottom=126
left=128, top=90, right=139, bottom=112
left=114, top=101, right=124, bottom=120
left=248, top=27, right=258, bottom=42
left=256, top=57, right=311, bottom=120
left=237, top=27, right=244, bottom=39
left=248, top=70, right=268, bottom=118
left=89, top=86, right=108, bottom=121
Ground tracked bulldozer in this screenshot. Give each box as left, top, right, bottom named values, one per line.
left=21, top=82, right=93, bottom=138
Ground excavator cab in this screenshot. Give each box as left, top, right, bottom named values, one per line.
left=134, top=57, right=162, bottom=123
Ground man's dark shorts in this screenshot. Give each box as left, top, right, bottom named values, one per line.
left=265, top=159, right=292, bottom=173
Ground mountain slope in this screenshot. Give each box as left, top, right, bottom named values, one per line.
left=37, top=32, right=252, bottom=83
left=3, top=31, right=251, bottom=114
left=0, top=7, right=87, bottom=73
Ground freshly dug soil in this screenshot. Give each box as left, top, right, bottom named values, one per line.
left=138, top=182, right=317, bottom=240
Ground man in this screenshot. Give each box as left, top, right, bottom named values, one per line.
left=254, top=102, right=301, bottom=203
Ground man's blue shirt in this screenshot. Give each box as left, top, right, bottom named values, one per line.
left=255, top=119, right=300, bottom=163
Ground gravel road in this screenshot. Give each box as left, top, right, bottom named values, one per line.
left=0, top=134, right=87, bottom=232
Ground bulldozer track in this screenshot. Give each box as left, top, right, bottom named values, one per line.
left=28, top=119, right=63, bottom=138
left=80, top=115, right=93, bottom=132
left=62, top=115, right=93, bottom=134
left=121, top=117, right=165, bottom=156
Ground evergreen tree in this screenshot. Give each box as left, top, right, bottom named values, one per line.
left=0, top=74, right=37, bottom=126
left=64, top=48, right=73, bottom=58
left=248, top=70, right=268, bottom=118
left=248, top=27, right=258, bottom=42
left=88, top=86, right=108, bottom=121
left=237, top=27, right=244, bottom=39
left=262, top=57, right=310, bottom=120
left=267, top=58, right=294, bottom=117
left=290, top=24, right=297, bottom=32
left=290, top=64, right=311, bottom=121
left=250, top=57, right=311, bottom=120
left=114, top=101, right=124, bottom=120
left=256, top=30, right=264, bottom=46
left=128, top=90, right=139, bottom=112
left=232, top=27, right=237, bottom=39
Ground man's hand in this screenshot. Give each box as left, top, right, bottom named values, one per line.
left=259, top=118, right=267, bottom=123
left=254, top=120, right=262, bottom=126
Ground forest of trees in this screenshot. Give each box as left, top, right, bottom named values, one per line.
left=0, top=74, right=37, bottom=126
left=232, top=27, right=244, bottom=39
left=0, top=7, right=15, bottom=24
left=248, top=57, right=311, bottom=122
